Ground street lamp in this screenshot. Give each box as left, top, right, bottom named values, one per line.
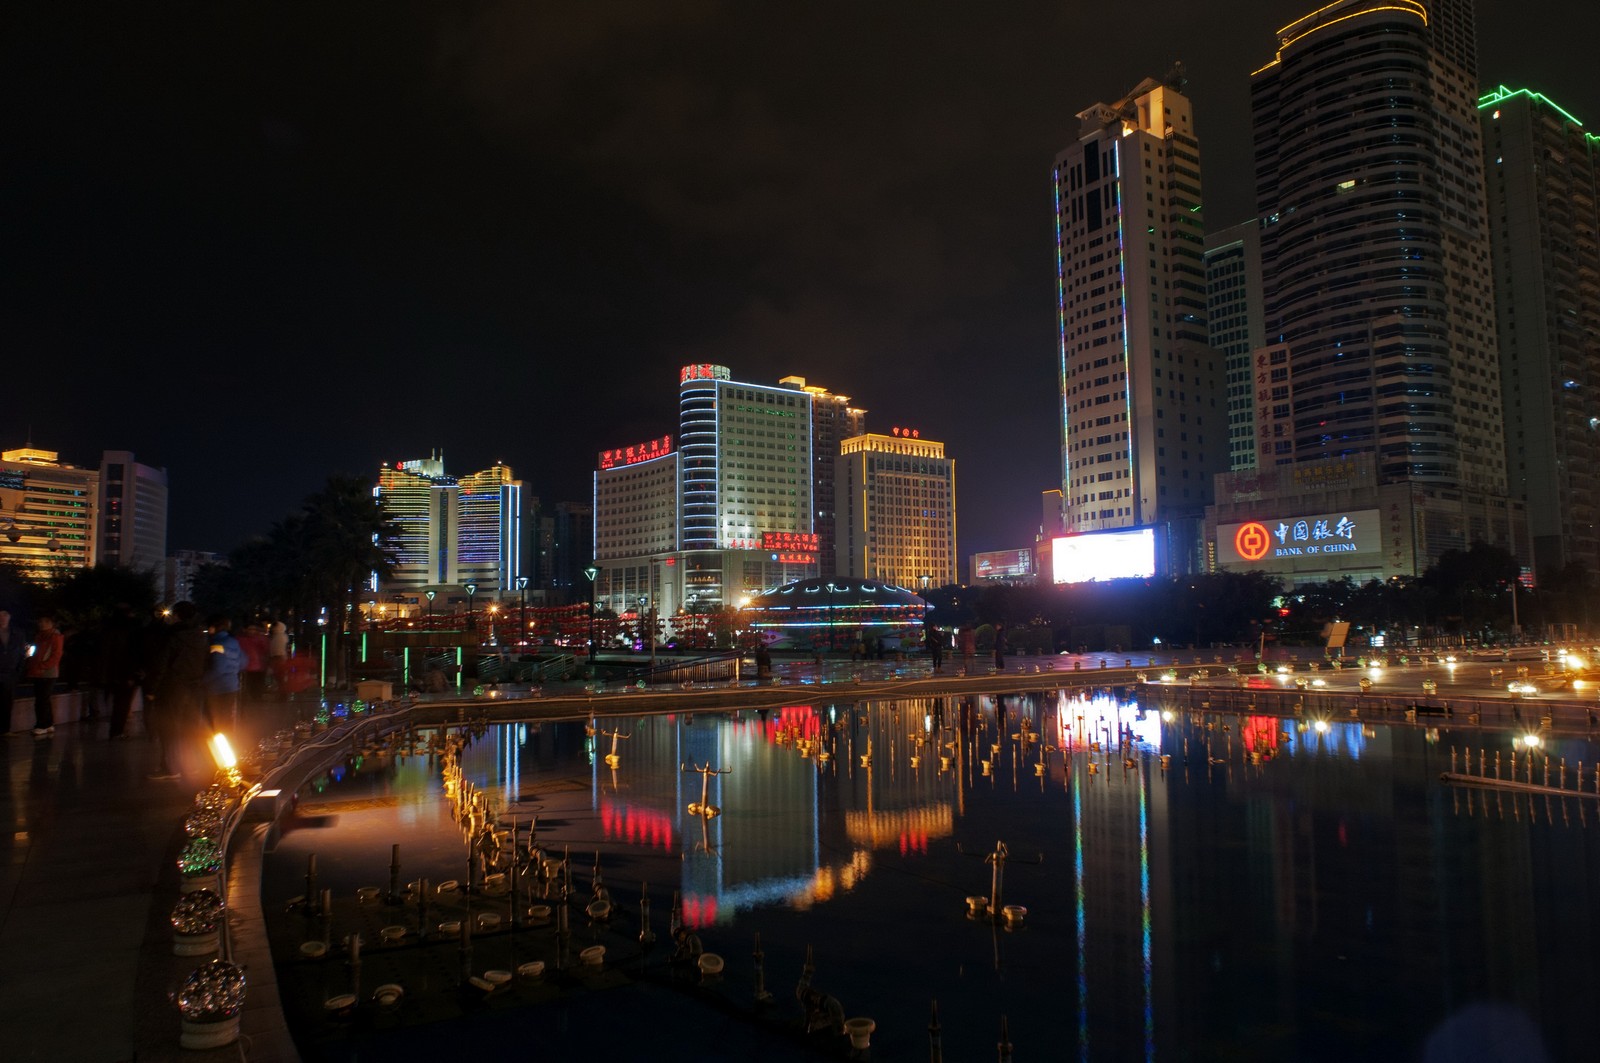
left=425, top=589, right=436, bottom=629
left=515, top=575, right=529, bottom=651
left=583, top=564, right=600, bottom=663
left=464, top=582, right=478, bottom=632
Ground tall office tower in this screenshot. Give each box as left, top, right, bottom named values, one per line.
left=592, top=436, right=681, bottom=616
left=375, top=453, right=522, bottom=595
left=677, top=364, right=816, bottom=609
left=98, top=450, right=168, bottom=579
left=165, top=549, right=222, bottom=604
left=1481, top=86, right=1600, bottom=576
left=1251, top=0, right=1505, bottom=491
left=0, top=447, right=98, bottom=580
left=835, top=429, right=957, bottom=588
left=1053, top=73, right=1223, bottom=568
left=780, top=376, right=866, bottom=578
left=1204, top=221, right=1266, bottom=471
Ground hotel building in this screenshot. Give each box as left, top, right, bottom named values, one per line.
left=0, top=447, right=98, bottom=581
left=779, top=376, right=866, bottom=579
left=835, top=429, right=957, bottom=588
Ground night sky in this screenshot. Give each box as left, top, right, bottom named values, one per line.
left=5, top=2, right=1593, bottom=561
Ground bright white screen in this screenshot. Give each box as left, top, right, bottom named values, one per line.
left=1051, top=529, right=1155, bottom=584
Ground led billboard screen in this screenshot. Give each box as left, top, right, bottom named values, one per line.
left=1051, top=529, right=1155, bottom=584
left=1217, top=509, right=1381, bottom=565
left=973, top=549, right=1032, bottom=580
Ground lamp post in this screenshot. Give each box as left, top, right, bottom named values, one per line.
left=516, top=575, right=529, bottom=652
left=464, top=582, right=478, bottom=632
left=583, top=564, right=600, bottom=664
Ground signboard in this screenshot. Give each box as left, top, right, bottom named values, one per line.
left=1218, top=508, right=1381, bottom=565
left=1051, top=529, right=1155, bottom=584
left=599, top=435, right=673, bottom=470
left=762, top=532, right=818, bottom=553
left=679, top=364, right=730, bottom=384
left=973, top=549, right=1032, bottom=580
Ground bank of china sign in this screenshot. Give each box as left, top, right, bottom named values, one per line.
left=1220, top=509, right=1380, bottom=565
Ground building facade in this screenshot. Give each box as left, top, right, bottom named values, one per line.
left=1204, top=221, right=1266, bottom=472
left=1250, top=0, right=1505, bottom=491
left=779, top=376, right=866, bottom=579
left=1054, top=74, right=1224, bottom=573
left=675, top=364, right=818, bottom=611
left=375, top=453, right=522, bottom=596
left=592, top=438, right=681, bottom=617
left=1480, top=85, right=1600, bottom=576
left=98, top=450, right=168, bottom=579
left=835, top=429, right=957, bottom=588
left=0, top=447, right=98, bottom=581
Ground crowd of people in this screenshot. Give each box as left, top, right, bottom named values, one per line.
left=1, top=603, right=293, bottom=780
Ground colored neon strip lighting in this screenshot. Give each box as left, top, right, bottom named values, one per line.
left=1074, top=771, right=1088, bottom=1059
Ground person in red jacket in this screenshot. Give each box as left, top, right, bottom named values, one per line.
left=27, top=614, right=65, bottom=737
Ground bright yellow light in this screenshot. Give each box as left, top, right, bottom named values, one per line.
left=209, top=732, right=239, bottom=771
left=1313, top=720, right=1330, bottom=734
left=1522, top=733, right=1543, bottom=748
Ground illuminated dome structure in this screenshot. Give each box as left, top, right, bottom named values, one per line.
left=743, top=578, right=928, bottom=651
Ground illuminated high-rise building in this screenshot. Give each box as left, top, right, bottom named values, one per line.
left=1480, top=85, right=1600, bottom=575
left=1053, top=73, right=1224, bottom=573
left=675, top=364, right=818, bottom=610
left=835, top=429, right=957, bottom=588
left=98, top=450, right=167, bottom=580
left=593, top=436, right=680, bottom=617
left=0, top=447, right=98, bottom=581
left=375, top=453, right=522, bottom=596
left=1250, top=0, right=1505, bottom=491
left=779, top=376, right=866, bottom=578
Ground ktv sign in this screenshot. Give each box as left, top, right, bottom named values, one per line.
left=1219, top=508, right=1380, bottom=565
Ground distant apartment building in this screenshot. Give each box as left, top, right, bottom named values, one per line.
left=374, top=453, right=522, bottom=597
left=0, top=447, right=98, bottom=581
left=835, top=428, right=957, bottom=588
left=592, top=436, right=681, bottom=616
left=165, top=549, right=223, bottom=604
left=1480, top=85, right=1600, bottom=576
left=98, top=450, right=168, bottom=579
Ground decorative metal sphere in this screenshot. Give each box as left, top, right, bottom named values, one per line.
left=185, top=808, right=224, bottom=838
left=194, top=786, right=232, bottom=811
left=171, top=889, right=225, bottom=935
left=177, top=960, right=247, bottom=1021
left=179, top=837, right=223, bottom=876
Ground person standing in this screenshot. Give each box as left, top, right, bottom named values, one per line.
left=992, top=622, right=1007, bottom=672
left=205, top=615, right=243, bottom=729
left=0, top=609, right=26, bottom=729
left=27, top=614, right=65, bottom=737
left=101, top=603, right=144, bottom=739
left=237, top=622, right=268, bottom=705
left=925, top=618, right=944, bottom=674
left=266, top=619, right=288, bottom=696
left=145, top=602, right=207, bottom=780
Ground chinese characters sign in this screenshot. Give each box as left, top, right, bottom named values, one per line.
left=1219, top=509, right=1380, bottom=565
left=679, top=364, right=730, bottom=384
left=762, top=532, right=819, bottom=553
left=599, top=435, right=673, bottom=470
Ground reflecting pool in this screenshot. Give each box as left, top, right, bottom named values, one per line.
left=265, top=690, right=1600, bottom=1061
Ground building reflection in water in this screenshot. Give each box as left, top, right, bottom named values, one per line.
left=424, top=688, right=1595, bottom=1061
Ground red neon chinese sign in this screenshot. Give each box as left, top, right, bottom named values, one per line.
left=890, top=426, right=922, bottom=438
left=762, top=531, right=819, bottom=552
left=599, top=435, right=673, bottom=470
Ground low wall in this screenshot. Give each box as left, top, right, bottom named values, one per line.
left=5, top=686, right=142, bottom=733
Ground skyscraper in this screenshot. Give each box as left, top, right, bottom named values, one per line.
left=835, top=428, right=957, bottom=588
left=1250, top=0, right=1505, bottom=490
left=1054, top=73, right=1223, bottom=571
left=1481, top=85, right=1600, bottom=576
